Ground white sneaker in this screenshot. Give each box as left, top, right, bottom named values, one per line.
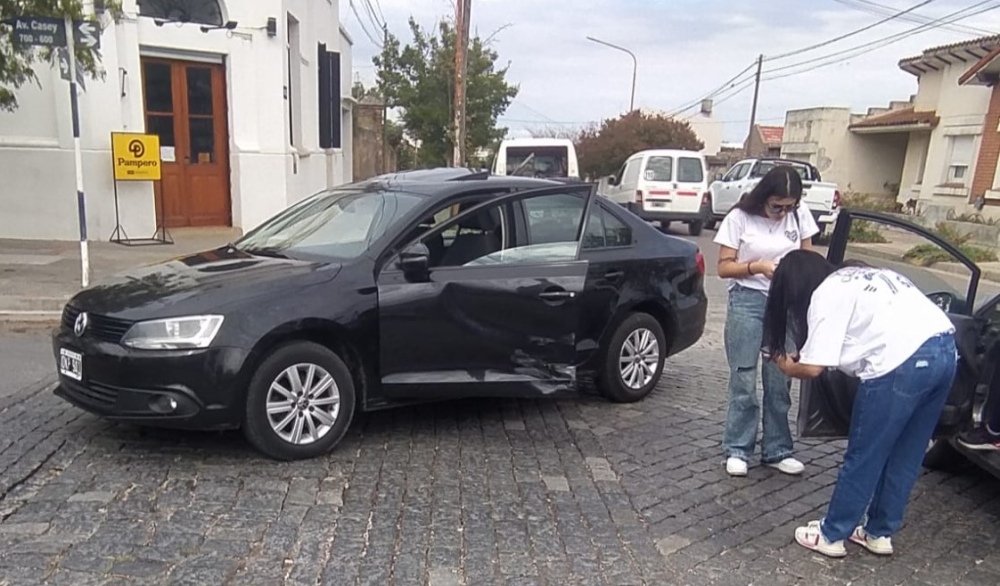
left=849, top=526, right=893, bottom=555
left=726, top=457, right=748, bottom=477
left=795, top=520, right=847, bottom=558
left=765, top=457, right=804, bottom=475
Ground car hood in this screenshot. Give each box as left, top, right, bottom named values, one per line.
left=69, top=247, right=342, bottom=320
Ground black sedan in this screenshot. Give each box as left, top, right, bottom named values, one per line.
left=53, top=170, right=708, bottom=460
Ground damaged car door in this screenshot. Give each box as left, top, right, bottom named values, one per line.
left=376, top=184, right=596, bottom=399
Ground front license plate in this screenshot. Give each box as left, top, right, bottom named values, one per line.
left=59, top=348, right=83, bottom=381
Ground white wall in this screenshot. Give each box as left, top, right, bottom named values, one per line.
left=912, top=62, right=990, bottom=203
left=682, top=112, right=723, bottom=155
left=0, top=0, right=352, bottom=241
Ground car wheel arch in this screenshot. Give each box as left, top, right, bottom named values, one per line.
left=236, top=320, right=372, bottom=419
left=599, top=299, right=678, bottom=356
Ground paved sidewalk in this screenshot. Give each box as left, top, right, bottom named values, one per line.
left=0, top=229, right=238, bottom=321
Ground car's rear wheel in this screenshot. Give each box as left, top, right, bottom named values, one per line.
left=688, top=220, right=704, bottom=236
left=599, top=312, right=666, bottom=403
left=243, top=341, right=356, bottom=460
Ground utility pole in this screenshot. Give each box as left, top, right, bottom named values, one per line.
left=586, top=36, right=637, bottom=112
left=452, top=0, right=471, bottom=167
left=746, top=53, right=763, bottom=156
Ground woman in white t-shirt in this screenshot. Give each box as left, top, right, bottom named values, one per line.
left=763, top=250, right=957, bottom=558
left=714, top=165, right=819, bottom=477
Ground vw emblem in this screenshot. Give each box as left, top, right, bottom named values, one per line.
left=74, top=312, right=89, bottom=337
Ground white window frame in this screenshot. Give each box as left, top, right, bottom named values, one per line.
left=944, top=135, right=975, bottom=186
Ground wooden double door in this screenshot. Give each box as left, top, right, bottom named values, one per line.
left=142, top=58, right=231, bottom=227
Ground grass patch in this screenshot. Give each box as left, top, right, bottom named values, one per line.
left=903, top=222, right=998, bottom=267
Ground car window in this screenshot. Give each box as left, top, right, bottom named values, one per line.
left=722, top=165, right=739, bottom=182
left=678, top=157, right=704, bottom=183
left=751, top=161, right=809, bottom=180
left=734, top=163, right=751, bottom=180
left=451, top=190, right=589, bottom=267
left=835, top=215, right=1000, bottom=313
left=236, top=189, right=422, bottom=261
left=583, top=205, right=633, bottom=249
left=644, top=156, right=672, bottom=182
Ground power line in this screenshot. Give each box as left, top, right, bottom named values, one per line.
left=348, top=0, right=383, bottom=48
left=765, top=0, right=937, bottom=61
left=361, top=0, right=386, bottom=32
left=762, top=0, right=1000, bottom=77
left=832, top=0, right=998, bottom=36
left=665, top=61, right=759, bottom=117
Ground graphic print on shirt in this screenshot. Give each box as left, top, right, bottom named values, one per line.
left=836, top=267, right=915, bottom=295
left=784, top=229, right=798, bottom=242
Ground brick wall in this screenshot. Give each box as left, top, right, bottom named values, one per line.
left=972, top=84, right=1000, bottom=201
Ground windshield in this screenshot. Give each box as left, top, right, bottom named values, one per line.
left=236, top=188, right=423, bottom=260
left=506, top=146, right=569, bottom=178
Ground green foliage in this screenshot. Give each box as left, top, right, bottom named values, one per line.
left=903, top=222, right=998, bottom=266
left=574, top=111, right=703, bottom=179
left=374, top=17, right=518, bottom=168
left=948, top=211, right=1000, bottom=226
left=0, top=0, right=123, bottom=111
left=847, top=221, right=888, bottom=244
left=840, top=192, right=901, bottom=214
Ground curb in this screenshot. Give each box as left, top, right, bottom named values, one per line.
left=845, top=245, right=1000, bottom=285
left=0, top=311, right=61, bottom=326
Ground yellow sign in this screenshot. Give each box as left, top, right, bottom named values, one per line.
left=111, top=132, right=162, bottom=181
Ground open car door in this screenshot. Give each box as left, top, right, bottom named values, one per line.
left=798, top=209, right=992, bottom=440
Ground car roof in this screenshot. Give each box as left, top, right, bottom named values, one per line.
left=631, top=149, right=705, bottom=158
left=352, top=168, right=568, bottom=198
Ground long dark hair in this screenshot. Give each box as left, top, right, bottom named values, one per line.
left=733, top=164, right=804, bottom=217
left=762, top=249, right=837, bottom=358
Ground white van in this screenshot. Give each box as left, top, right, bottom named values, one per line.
left=601, top=149, right=711, bottom=235
left=492, top=138, right=580, bottom=180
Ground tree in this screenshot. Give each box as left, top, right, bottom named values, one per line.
left=575, top=111, right=703, bottom=179
left=0, top=0, right=122, bottom=111
left=374, top=17, right=518, bottom=167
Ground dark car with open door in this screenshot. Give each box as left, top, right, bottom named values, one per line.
left=799, top=209, right=1000, bottom=480
left=52, top=170, right=707, bottom=460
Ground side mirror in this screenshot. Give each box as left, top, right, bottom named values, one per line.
left=607, top=175, right=618, bottom=186
left=398, top=242, right=430, bottom=273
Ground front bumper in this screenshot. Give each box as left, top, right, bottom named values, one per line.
left=52, top=328, right=250, bottom=430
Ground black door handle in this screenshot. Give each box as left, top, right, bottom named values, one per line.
left=604, top=270, right=624, bottom=282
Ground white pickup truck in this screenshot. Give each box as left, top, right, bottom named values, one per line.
left=706, top=158, right=840, bottom=235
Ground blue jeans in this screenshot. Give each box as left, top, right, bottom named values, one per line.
left=820, top=333, right=957, bottom=542
left=723, top=285, right=794, bottom=463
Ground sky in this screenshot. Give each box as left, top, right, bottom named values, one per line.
left=340, top=0, right=1000, bottom=143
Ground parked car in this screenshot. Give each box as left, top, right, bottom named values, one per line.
left=52, top=170, right=708, bottom=460
left=799, top=209, right=1000, bottom=481
left=599, top=149, right=711, bottom=236
left=491, top=137, right=580, bottom=180
left=707, top=158, right=840, bottom=236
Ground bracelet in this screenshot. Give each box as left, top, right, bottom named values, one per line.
left=747, top=261, right=754, bottom=276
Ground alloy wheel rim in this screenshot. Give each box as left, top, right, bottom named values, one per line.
left=618, top=328, right=660, bottom=389
left=266, top=363, right=341, bottom=445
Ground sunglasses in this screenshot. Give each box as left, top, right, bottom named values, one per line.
left=767, top=202, right=798, bottom=215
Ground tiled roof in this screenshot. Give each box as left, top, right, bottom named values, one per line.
left=848, top=107, right=939, bottom=129
left=757, top=126, right=783, bottom=144
left=899, top=34, right=1000, bottom=76
left=959, top=45, right=1000, bottom=85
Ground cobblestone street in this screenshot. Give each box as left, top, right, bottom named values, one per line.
left=1, top=279, right=999, bottom=585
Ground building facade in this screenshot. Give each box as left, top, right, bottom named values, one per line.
left=0, top=0, right=354, bottom=241
left=744, top=125, right=783, bottom=157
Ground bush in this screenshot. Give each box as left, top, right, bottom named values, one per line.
left=903, top=222, right=998, bottom=267
left=841, top=192, right=902, bottom=214
left=848, top=220, right=888, bottom=244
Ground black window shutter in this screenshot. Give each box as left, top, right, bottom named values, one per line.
left=317, top=44, right=342, bottom=149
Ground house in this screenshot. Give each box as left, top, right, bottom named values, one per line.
left=0, top=0, right=354, bottom=242
left=781, top=102, right=912, bottom=199
left=744, top=125, right=783, bottom=157
left=856, top=35, right=1000, bottom=212
left=959, top=43, right=1000, bottom=205
left=642, top=99, right=723, bottom=156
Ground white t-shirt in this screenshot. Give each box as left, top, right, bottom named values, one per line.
left=713, top=207, right=820, bottom=291
left=798, top=266, right=956, bottom=380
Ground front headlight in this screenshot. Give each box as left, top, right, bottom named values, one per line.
left=121, top=315, right=225, bottom=350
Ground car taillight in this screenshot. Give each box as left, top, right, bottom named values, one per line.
left=696, top=250, right=706, bottom=275
left=833, top=190, right=841, bottom=209
left=636, top=190, right=643, bottom=205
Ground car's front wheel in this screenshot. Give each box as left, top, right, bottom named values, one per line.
left=243, top=341, right=356, bottom=460
left=599, top=312, right=667, bottom=403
